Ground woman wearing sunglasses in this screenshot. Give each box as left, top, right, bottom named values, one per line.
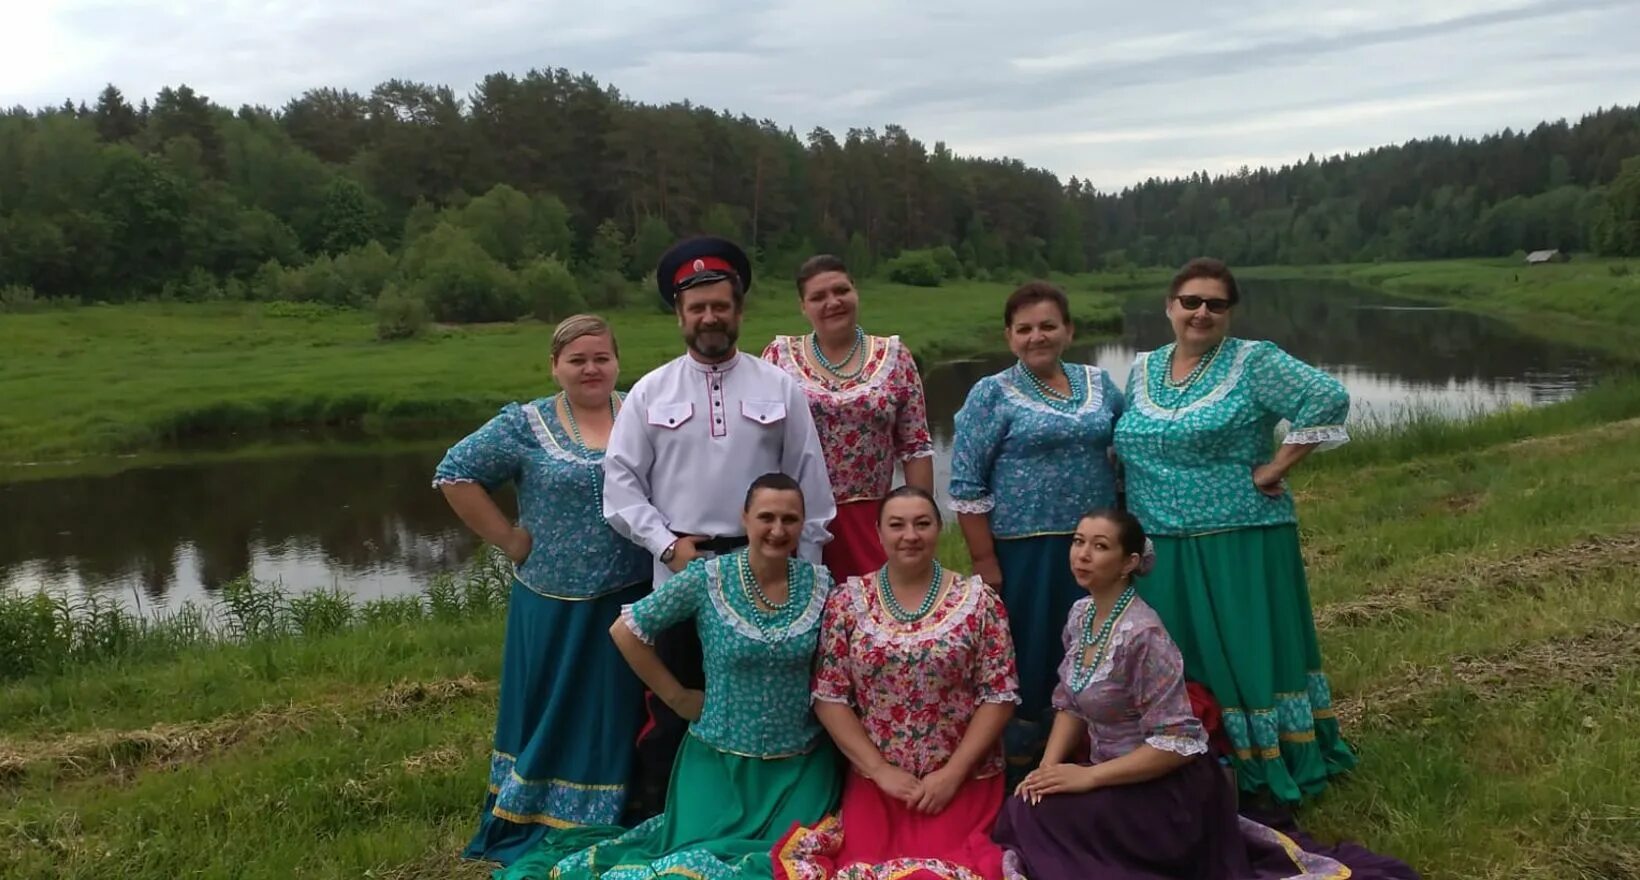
left=1112, top=257, right=1354, bottom=805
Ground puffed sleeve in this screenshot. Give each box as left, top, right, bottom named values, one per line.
left=1246, top=341, right=1350, bottom=450
left=1124, top=624, right=1209, bottom=757
left=1050, top=598, right=1087, bottom=713
left=890, top=339, right=935, bottom=462
left=974, top=584, right=1021, bottom=705
left=432, top=403, right=530, bottom=490
left=621, top=557, right=708, bottom=644
left=811, top=582, right=858, bottom=705
left=948, top=377, right=1007, bottom=514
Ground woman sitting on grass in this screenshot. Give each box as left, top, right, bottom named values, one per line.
left=776, top=486, right=1018, bottom=880
left=500, top=474, right=841, bottom=880
left=997, top=508, right=1418, bottom=880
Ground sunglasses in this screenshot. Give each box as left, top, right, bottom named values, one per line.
left=1173, top=294, right=1232, bottom=314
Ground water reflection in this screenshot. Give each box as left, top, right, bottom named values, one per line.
left=0, top=281, right=1606, bottom=611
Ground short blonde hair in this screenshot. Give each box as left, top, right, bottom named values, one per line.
left=551, top=314, right=619, bottom=362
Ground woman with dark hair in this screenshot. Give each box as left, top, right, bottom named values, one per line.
left=434, top=314, right=651, bottom=865
left=764, top=255, right=935, bottom=580
left=777, top=486, right=1018, bottom=880
left=501, top=474, right=840, bottom=880
left=996, top=509, right=1416, bottom=880
left=948, top=281, right=1123, bottom=780
left=1113, top=257, right=1354, bottom=804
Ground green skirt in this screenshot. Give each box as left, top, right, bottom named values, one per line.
left=1142, top=524, right=1356, bottom=804
left=993, top=534, right=1085, bottom=786
left=500, top=734, right=842, bottom=880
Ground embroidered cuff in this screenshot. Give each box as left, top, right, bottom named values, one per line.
left=1145, top=733, right=1209, bottom=757
left=1282, top=425, right=1349, bottom=450
left=949, top=496, right=995, bottom=515
left=619, top=606, right=654, bottom=645
left=430, top=476, right=479, bottom=488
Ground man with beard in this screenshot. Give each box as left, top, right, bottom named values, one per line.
left=602, top=235, right=834, bottom=817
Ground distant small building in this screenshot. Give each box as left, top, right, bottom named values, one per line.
left=1525, top=249, right=1569, bottom=264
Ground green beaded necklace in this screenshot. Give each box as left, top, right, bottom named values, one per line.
left=877, top=561, right=944, bottom=623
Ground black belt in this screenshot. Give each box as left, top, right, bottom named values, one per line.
left=674, top=533, right=749, bottom=555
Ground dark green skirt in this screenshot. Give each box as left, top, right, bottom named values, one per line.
left=464, top=580, right=649, bottom=866
left=1142, top=524, right=1356, bottom=804
left=994, top=534, right=1085, bottom=784
left=500, top=734, right=842, bottom=880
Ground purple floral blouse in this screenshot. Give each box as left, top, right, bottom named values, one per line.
left=1051, top=595, right=1209, bottom=762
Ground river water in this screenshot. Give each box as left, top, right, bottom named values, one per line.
left=0, top=281, right=1605, bottom=612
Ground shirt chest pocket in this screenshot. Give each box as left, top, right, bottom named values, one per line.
left=740, top=399, right=787, bottom=427
left=648, top=403, right=695, bottom=430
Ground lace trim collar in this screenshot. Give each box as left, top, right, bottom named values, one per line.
left=998, top=363, right=1107, bottom=418
left=705, top=556, right=831, bottom=643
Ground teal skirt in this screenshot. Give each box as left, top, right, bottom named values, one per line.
left=1142, top=525, right=1356, bottom=804
left=501, top=734, right=842, bottom=880
left=994, top=534, right=1085, bottom=783
left=464, top=580, right=650, bottom=866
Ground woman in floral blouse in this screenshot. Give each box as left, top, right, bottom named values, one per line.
left=998, top=509, right=1414, bottom=880
left=948, top=281, right=1123, bottom=781
left=777, top=486, right=1017, bottom=880
left=764, top=255, right=935, bottom=580
left=434, top=315, right=651, bottom=866
left=500, top=474, right=840, bottom=880
left=1114, top=258, right=1354, bottom=804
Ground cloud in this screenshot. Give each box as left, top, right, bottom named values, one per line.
left=3, top=0, right=1635, bottom=188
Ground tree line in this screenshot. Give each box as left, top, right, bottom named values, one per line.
left=2, top=71, right=1638, bottom=320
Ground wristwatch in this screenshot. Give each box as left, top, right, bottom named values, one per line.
left=659, top=540, right=678, bottom=565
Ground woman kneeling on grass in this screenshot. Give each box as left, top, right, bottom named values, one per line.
left=776, top=486, right=1018, bottom=880
left=995, top=508, right=1419, bottom=880
left=500, top=474, right=841, bottom=880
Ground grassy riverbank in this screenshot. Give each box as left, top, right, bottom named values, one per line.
left=0, top=279, right=1120, bottom=475
left=3, top=379, right=1638, bottom=878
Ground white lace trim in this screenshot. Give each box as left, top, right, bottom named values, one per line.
left=1067, top=601, right=1141, bottom=689
left=948, top=496, right=995, bottom=515
left=430, top=476, right=479, bottom=488
left=979, top=692, right=1022, bottom=705
left=1146, top=733, right=1210, bottom=757
left=847, top=574, right=987, bottom=645
left=619, top=605, right=653, bottom=645
left=997, top=363, right=1108, bottom=418
left=705, top=557, right=831, bottom=643
left=1129, top=341, right=1254, bottom=421
left=773, top=334, right=905, bottom=403
left=522, top=401, right=603, bottom=466
left=1282, top=424, right=1350, bottom=450
left=901, top=446, right=936, bottom=461
left=811, top=691, right=853, bottom=706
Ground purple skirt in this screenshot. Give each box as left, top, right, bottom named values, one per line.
left=993, top=756, right=1418, bottom=880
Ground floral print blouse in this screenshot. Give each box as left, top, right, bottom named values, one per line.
left=431, top=396, right=650, bottom=599
left=1114, top=338, right=1350, bottom=536
left=948, top=363, right=1124, bottom=538
left=812, top=573, right=1019, bottom=778
left=1052, top=595, right=1208, bottom=762
left=622, top=552, right=833, bottom=758
left=763, top=334, right=935, bottom=504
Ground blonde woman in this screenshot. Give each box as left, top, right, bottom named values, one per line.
left=435, top=315, right=651, bottom=865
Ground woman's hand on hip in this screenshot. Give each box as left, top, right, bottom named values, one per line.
left=501, top=526, right=533, bottom=564
left=1252, top=463, right=1287, bottom=498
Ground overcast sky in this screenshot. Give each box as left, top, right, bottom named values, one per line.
left=5, top=0, right=1636, bottom=190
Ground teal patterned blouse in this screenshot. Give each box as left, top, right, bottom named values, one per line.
left=621, top=552, right=833, bottom=758
left=432, top=397, right=650, bottom=599
left=948, top=363, right=1124, bottom=538
left=1114, top=338, right=1350, bottom=536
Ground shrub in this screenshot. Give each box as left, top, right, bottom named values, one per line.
left=519, top=256, right=587, bottom=323
left=883, top=249, right=944, bottom=287
left=375, top=283, right=430, bottom=340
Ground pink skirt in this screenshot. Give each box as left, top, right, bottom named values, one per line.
left=775, top=772, right=1006, bottom=880
left=822, top=500, right=889, bottom=582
